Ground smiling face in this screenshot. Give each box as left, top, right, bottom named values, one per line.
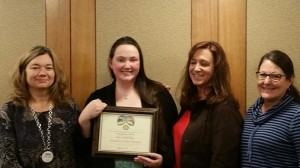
left=189, top=49, right=214, bottom=89
left=257, top=59, right=292, bottom=104
left=25, top=54, right=55, bottom=92
left=109, top=44, right=140, bottom=83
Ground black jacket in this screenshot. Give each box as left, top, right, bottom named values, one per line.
left=177, top=100, right=243, bottom=168
left=83, top=81, right=178, bottom=168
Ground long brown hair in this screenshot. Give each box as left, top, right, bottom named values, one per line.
left=177, top=41, right=239, bottom=109
left=108, top=36, right=165, bottom=105
left=10, top=45, right=70, bottom=107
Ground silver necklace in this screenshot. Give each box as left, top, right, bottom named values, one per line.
left=30, top=103, right=54, bottom=163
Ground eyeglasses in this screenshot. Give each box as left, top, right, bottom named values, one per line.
left=256, top=72, right=285, bottom=82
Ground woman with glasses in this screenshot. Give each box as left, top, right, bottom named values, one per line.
left=241, top=50, right=300, bottom=167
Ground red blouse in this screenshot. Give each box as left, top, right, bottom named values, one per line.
left=172, top=110, right=191, bottom=168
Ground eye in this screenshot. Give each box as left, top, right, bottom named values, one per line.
left=46, top=66, right=53, bottom=70
left=270, top=74, right=282, bottom=80
left=116, top=57, right=125, bottom=62
left=200, top=60, right=210, bottom=67
left=259, top=73, right=268, bottom=78
left=31, top=66, right=39, bottom=70
left=130, top=58, right=138, bottom=62
left=190, top=60, right=196, bottom=65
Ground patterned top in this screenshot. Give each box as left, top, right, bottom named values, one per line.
left=0, top=100, right=83, bottom=168
left=241, top=94, right=300, bottom=167
left=115, top=159, right=143, bottom=168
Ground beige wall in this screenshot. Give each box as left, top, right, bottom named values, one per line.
left=0, top=1, right=45, bottom=106
left=96, top=1, right=191, bottom=103
left=1, top=0, right=300, bottom=110
left=247, top=0, right=300, bottom=108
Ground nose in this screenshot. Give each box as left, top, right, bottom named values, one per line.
left=38, top=68, right=47, bottom=76
left=194, top=63, right=202, bottom=72
left=123, top=60, right=130, bottom=68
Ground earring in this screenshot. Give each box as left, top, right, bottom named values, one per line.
left=288, top=87, right=291, bottom=93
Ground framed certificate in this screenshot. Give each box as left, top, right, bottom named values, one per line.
left=92, top=106, right=159, bottom=158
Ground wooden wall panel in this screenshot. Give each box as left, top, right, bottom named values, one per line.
left=219, top=0, right=246, bottom=116
left=46, top=0, right=96, bottom=109
left=192, top=0, right=246, bottom=116
left=71, top=0, right=96, bottom=109
left=47, top=0, right=245, bottom=114
left=46, top=0, right=71, bottom=87
left=192, top=0, right=219, bottom=43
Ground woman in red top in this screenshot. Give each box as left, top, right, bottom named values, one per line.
left=173, top=41, right=243, bottom=168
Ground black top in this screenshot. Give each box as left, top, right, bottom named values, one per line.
left=83, top=81, right=178, bottom=168
left=0, top=100, right=85, bottom=168
left=177, top=100, right=243, bottom=168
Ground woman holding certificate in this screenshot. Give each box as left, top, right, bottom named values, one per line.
left=79, top=36, right=178, bottom=168
left=173, top=41, right=243, bottom=168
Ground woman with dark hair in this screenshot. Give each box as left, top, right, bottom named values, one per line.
left=241, top=50, right=300, bottom=167
left=79, top=36, right=178, bottom=168
left=173, top=41, right=243, bottom=168
left=0, top=46, right=84, bottom=167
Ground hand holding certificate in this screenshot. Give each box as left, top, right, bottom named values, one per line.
left=92, top=106, right=158, bottom=158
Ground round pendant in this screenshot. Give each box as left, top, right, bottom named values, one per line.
left=41, top=150, right=54, bottom=163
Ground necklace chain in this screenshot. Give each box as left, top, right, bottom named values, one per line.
left=30, top=103, right=53, bottom=150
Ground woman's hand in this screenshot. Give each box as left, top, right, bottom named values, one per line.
left=80, top=99, right=107, bottom=120
left=78, top=99, right=107, bottom=137
left=134, top=153, right=162, bottom=168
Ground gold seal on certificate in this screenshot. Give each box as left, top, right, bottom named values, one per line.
left=92, top=106, right=158, bottom=158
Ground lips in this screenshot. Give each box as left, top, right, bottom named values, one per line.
left=121, top=71, right=133, bottom=76
left=262, top=89, right=275, bottom=93
left=260, top=87, right=276, bottom=94
left=193, top=73, right=204, bottom=79
left=36, top=79, right=48, bottom=83
left=262, top=86, right=275, bottom=90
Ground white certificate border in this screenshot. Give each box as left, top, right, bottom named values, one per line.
left=98, top=112, right=152, bottom=153
left=92, top=106, right=158, bottom=158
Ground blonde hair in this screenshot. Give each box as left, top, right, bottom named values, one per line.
left=10, top=45, right=70, bottom=107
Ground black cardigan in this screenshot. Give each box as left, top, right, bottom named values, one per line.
left=177, top=100, right=243, bottom=168
left=83, top=81, right=178, bottom=168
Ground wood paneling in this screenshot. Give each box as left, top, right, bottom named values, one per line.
left=71, top=0, right=96, bottom=109
left=46, top=0, right=71, bottom=87
left=192, top=0, right=219, bottom=43
left=46, top=0, right=245, bottom=115
left=192, top=0, right=246, bottom=116
left=219, top=0, right=246, bottom=116
left=46, top=0, right=96, bottom=109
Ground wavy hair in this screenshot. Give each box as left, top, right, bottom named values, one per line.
left=176, top=41, right=239, bottom=109
left=10, top=45, right=70, bottom=107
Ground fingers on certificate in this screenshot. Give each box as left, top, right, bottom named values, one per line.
left=134, top=153, right=162, bottom=167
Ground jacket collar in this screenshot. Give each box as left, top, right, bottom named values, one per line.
left=251, top=94, right=294, bottom=125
